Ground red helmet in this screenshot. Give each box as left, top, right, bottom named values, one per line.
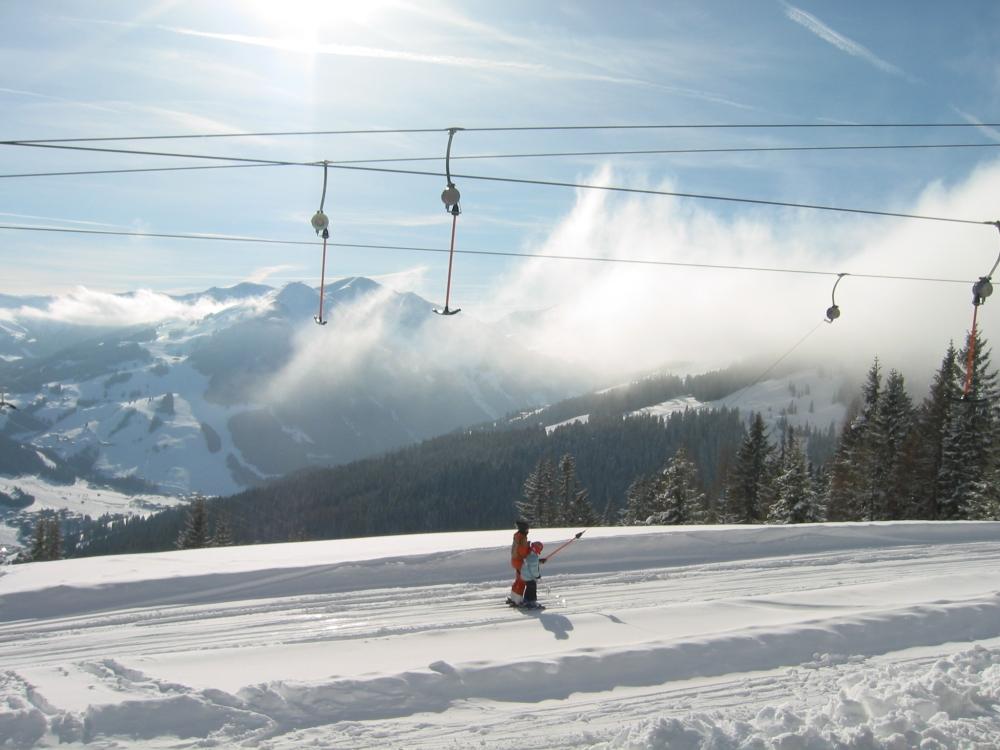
left=530, top=541, right=543, bottom=553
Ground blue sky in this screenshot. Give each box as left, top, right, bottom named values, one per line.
left=2, top=1, right=1000, bottom=375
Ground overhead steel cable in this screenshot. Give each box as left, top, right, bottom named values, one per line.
left=0, top=223, right=975, bottom=285
left=6, top=121, right=1000, bottom=143
left=2, top=141, right=994, bottom=226
left=4, top=141, right=1000, bottom=180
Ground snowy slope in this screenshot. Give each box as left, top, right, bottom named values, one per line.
left=2, top=522, right=1000, bottom=748
left=708, top=367, right=848, bottom=434
left=0, top=279, right=589, bottom=504
left=545, top=369, right=847, bottom=438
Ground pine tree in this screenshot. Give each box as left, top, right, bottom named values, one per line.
left=938, top=332, right=999, bottom=519
left=176, top=496, right=209, bottom=549
left=647, top=447, right=706, bottom=525
left=554, top=454, right=598, bottom=526
left=30, top=517, right=47, bottom=561
left=621, top=476, right=655, bottom=525
left=516, top=458, right=550, bottom=526
left=906, top=344, right=960, bottom=519
left=826, top=358, right=882, bottom=521
left=872, top=369, right=915, bottom=520
left=44, top=517, right=63, bottom=560
left=726, top=412, right=775, bottom=523
left=210, top=515, right=234, bottom=546
left=965, top=463, right=1000, bottom=520
left=767, top=433, right=822, bottom=524
left=28, top=515, right=62, bottom=561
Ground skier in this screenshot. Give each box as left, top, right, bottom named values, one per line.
left=519, top=541, right=546, bottom=608
left=507, top=519, right=530, bottom=605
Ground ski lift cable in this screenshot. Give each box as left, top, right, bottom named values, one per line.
left=5, top=142, right=1000, bottom=181
left=7, top=121, right=1000, bottom=144
left=2, top=141, right=993, bottom=227
left=720, top=320, right=828, bottom=409
left=0, top=223, right=979, bottom=286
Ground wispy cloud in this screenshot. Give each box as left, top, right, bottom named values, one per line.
left=245, top=265, right=302, bottom=284
left=383, top=3, right=757, bottom=109
left=3, top=287, right=266, bottom=327
left=952, top=107, right=1000, bottom=143
left=783, top=4, right=911, bottom=80
left=0, top=87, right=121, bottom=114
left=0, top=212, right=133, bottom=229
left=150, top=25, right=545, bottom=74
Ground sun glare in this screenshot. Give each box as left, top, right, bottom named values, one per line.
left=243, top=0, right=394, bottom=47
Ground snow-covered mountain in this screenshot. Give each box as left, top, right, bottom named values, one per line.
left=2, top=522, right=1000, bottom=747
left=0, top=279, right=592, bottom=500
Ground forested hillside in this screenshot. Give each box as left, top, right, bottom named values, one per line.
left=26, top=327, right=999, bottom=561
left=72, top=408, right=752, bottom=554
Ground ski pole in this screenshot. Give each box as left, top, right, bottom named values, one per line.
left=543, top=529, right=587, bottom=563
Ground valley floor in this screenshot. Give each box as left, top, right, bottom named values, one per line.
left=2, top=523, right=1000, bottom=748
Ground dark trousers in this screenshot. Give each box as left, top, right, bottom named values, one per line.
left=524, top=580, right=537, bottom=603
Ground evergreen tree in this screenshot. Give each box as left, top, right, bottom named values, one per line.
left=176, top=496, right=209, bottom=549
left=826, top=358, right=882, bottom=521
left=44, top=516, right=63, bottom=560
left=726, top=413, right=775, bottom=523
left=621, top=476, right=655, bottom=525
left=28, top=514, right=62, bottom=561
left=554, top=454, right=598, bottom=526
left=647, top=447, right=706, bottom=525
left=767, top=433, right=822, bottom=524
left=856, top=359, right=885, bottom=521
left=29, top=517, right=47, bottom=561
left=907, top=344, right=960, bottom=519
left=872, top=369, right=915, bottom=520
left=210, top=515, right=234, bottom=547
left=516, top=458, right=556, bottom=526
left=938, top=332, right=1000, bottom=518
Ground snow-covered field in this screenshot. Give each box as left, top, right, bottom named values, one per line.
left=2, top=522, right=1000, bottom=748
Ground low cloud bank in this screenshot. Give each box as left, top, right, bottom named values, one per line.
left=486, top=161, right=1000, bottom=381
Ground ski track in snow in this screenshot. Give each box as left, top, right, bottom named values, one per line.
left=1, top=523, right=1000, bottom=748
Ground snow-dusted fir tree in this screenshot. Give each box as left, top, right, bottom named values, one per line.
left=554, top=454, right=598, bottom=526
left=647, top=447, right=705, bottom=525
left=177, top=496, right=209, bottom=550
left=767, top=431, right=822, bottom=524
left=621, top=476, right=655, bottom=525
left=28, top=515, right=62, bottom=561
left=938, top=331, right=1000, bottom=519
left=726, top=412, right=775, bottom=523
left=872, top=369, right=915, bottom=520
left=44, top=516, right=63, bottom=561
left=826, top=358, right=882, bottom=521
left=912, top=343, right=961, bottom=519
left=210, top=515, right=234, bottom=547
left=516, top=458, right=557, bottom=526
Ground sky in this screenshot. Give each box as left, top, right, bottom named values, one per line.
left=3, top=522, right=1000, bottom=747
left=2, top=1, right=1000, bottom=377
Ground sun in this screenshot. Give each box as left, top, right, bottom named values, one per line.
left=242, top=0, right=395, bottom=47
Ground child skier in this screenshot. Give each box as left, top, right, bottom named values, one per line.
left=507, top=519, right=530, bottom=605
left=519, top=541, right=545, bottom=607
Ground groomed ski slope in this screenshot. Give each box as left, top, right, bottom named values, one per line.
left=2, top=522, right=1000, bottom=748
